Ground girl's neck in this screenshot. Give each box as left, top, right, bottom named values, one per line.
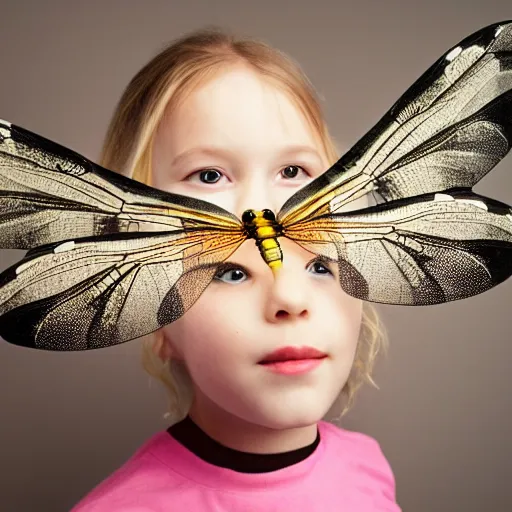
left=187, top=393, right=318, bottom=454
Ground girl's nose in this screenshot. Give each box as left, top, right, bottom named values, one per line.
left=262, top=243, right=312, bottom=323
left=235, top=175, right=280, bottom=219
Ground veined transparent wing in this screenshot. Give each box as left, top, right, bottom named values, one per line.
left=285, top=190, right=512, bottom=304
left=0, top=120, right=247, bottom=350
left=0, top=119, right=242, bottom=248
left=278, top=20, right=512, bottom=226
left=0, top=229, right=245, bottom=350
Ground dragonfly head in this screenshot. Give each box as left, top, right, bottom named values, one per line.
left=242, top=209, right=276, bottom=228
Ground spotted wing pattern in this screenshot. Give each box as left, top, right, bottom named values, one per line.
left=284, top=190, right=512, bottom=304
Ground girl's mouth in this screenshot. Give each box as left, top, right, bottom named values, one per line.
left=258, top=357, right=326, bottom=375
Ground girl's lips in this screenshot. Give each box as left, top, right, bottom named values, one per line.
left=259, top=357, right=326, bottom=375
left=258, top=345, right=327, bottom=364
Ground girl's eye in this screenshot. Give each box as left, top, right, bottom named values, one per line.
left=186, top=168, right=224, bottom=184
left=280, top=165, right=307, bottom=180
left=199, top=169, right=222, bottom=184
left=307, top=259, right=334, bottom=277
left=214, top=265, right=249, bottom=284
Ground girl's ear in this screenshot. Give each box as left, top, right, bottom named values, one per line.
left=153, top=329, right=184, bottom=362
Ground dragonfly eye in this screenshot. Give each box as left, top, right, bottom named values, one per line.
left=242, top=210, right=256, bottom=223
left=262, top=209, right=275, bottom=221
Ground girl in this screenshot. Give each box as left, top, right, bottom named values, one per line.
left=71, top=27, right=399, bottom=511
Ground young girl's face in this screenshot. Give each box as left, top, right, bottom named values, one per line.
left=152, top=65, right=363, bottom=431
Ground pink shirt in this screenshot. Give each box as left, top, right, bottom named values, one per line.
left=71, top=420, right=400, bottom=511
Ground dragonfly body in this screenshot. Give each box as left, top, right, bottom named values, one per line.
left=242, top=209, right=284, bottom=272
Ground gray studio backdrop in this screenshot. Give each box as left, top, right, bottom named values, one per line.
left=1, top=1, right=511, bottom=511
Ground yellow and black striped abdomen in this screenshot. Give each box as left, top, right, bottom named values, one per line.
left=242, top=209, right=283, bottom=272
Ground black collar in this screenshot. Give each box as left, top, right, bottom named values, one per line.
left=167, top=415, right=320, bottom=473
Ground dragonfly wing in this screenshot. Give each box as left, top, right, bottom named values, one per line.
left=278, top=21, right=512, bottom=225
left=285, top=191, right=512, bottom=304
left=0, top=119, right=241, bottom=248
left=0, top=229, right=245, bottom=350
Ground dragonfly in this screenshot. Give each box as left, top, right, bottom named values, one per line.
left=0, top=20, right=511, bottom=351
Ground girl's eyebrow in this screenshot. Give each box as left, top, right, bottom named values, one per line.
left=171, top=146, right=234, bottom=167
left=279, top=145, right=323, bottom=165
left=171, top=144, right=323, bottom=167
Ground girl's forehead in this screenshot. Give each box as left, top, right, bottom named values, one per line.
left=160, top=66, right=322, bottom=155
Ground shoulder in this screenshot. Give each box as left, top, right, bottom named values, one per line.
left=318, top=420, right=397, bottom=499
left=70, top=432, right=181, bottom=512
left=319, top=420, right=391, bottom=459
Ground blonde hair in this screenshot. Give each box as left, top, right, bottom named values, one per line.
left=99, top=26, right=388, bottom=421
